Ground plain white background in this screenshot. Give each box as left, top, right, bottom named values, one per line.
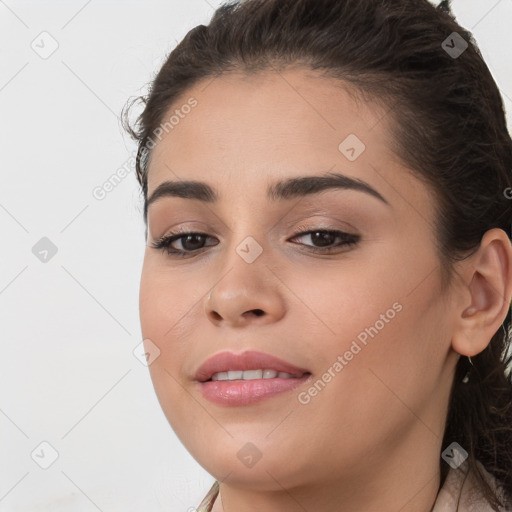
left=1, top=0, right=511, bottom=511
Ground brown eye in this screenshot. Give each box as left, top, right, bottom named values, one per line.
left=150, top=227, right=359, bottom=258
left=150, top=231, right=218, bottom=257
left=290, top=229, right=360, bottom=252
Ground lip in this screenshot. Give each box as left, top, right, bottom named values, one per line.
left=198, top=374, right=313, bottom=406
left=194, top=350, right=311, bottom=382
left=194, top=350, right=312, bottom=406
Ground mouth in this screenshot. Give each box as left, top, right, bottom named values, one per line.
left=194, top=350, right=313, bottom=406
left=198, top=370, right=313, bottom=407
left=205, top=369, right=311, bottom=382
left=194, top=350, right=312, bottom=383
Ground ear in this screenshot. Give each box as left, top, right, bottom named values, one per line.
left=451, top=228, right=512, bottom=358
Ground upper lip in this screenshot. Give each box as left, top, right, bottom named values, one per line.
left=194, top=350, right=311, bottom=382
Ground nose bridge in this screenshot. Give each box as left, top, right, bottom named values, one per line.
left=219, top=197, right=268, bottom=262
left=216, top=225, right=267, bottom=289
left=232, top=200, right=276, bottom=265
left=204, top=220, right=285, bottom=325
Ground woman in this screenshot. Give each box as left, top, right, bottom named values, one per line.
left=122, top=0, right=512, bottom=510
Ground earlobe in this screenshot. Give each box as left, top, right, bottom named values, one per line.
left=451, top=228, right=512, bottom=357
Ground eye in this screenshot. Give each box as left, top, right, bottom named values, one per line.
left=150, top=229, right=217, bottom=257
left=149, top=226, right=360, bottom=258
left=288, top=227, right=360, bottom=253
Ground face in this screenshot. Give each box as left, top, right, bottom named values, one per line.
left=139, top=68, right=459, bottom=491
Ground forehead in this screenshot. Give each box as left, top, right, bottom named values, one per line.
left=146, top=68, right=396, bottom=195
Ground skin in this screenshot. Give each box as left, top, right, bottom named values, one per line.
left=138, top=68, right=512, bottom=512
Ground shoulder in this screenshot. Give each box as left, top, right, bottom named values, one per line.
left=432, top=459, right=511, bottom=512
left=196, top=480, right=219, bottom=512
left=195, top=469, right=512, bottom=512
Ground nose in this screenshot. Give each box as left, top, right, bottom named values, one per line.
left=204, top=243, right=286, bottom=328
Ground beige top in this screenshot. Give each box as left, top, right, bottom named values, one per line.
left=196, top=460, right=510, bottom=512
left=431, top=459, right=509, bottom=512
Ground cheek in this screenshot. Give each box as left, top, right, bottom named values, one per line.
left=296, top=299, right=444, bottom=469
left=276, top=255, right=403, bottom=352
left=139, top=264, right=203, bottom=407
left=139, top=273, right=207, bottom=448
left=139, top=260, right=207, bottom=343
left=325, top=273, right=450, bottom=438
left=295, top=252, right=447, bottom=418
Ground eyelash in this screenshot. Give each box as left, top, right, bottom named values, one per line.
left=150, top=226, right=360, bottom=258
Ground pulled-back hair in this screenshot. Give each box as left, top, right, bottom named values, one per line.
left=122, top=0, right=512, bottom=509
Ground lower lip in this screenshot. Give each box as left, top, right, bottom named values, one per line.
left=198, top=374, right=312, bottom=406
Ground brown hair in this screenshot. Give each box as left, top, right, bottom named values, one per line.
left=122, top=0, right=512, bottom=509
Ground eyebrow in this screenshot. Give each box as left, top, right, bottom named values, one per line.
left=145, top=171, right=389, bottom=219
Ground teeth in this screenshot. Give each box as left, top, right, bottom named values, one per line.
left=211, top=369, right=297, bottom=381
left=239, top=369, right=262, bottom=380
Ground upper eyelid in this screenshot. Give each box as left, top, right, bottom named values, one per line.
left=157, top=225, right=358, bottom=240
left=152, top=213, right=360, bottom=238
left=147, top=196, right=374, bottom=233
